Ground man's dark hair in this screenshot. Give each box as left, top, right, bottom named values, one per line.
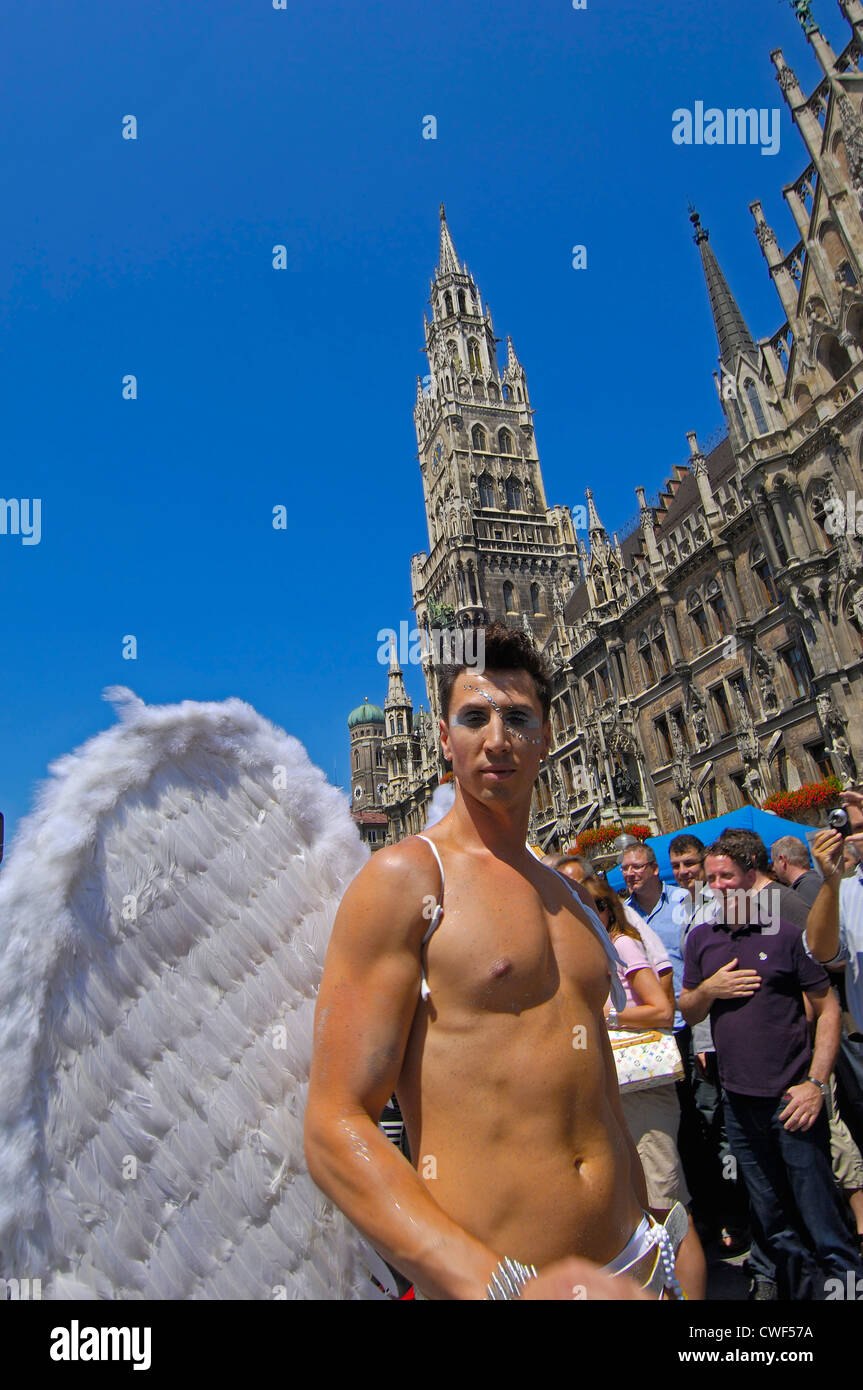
left=713, top=828, right=769, bottom=874
left=668, top=834, right=705, bottom=860
left=705, top=830, right=763, bottom=875
left=437, top=621, right=553, bottom=721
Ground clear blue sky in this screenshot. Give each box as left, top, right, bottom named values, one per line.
left=0, top=0, right=834, bottom=845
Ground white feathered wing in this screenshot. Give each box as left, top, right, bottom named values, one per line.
left=0, top=688, right=393, bottom=1299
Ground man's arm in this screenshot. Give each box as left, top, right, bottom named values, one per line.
left=779, top=987, right=840, bottom=1133
left=806, top=828, right=847, bottom=966
left=304, top=840, right=500, bottom=1300
left=679, top=957, right=761, bottom=1026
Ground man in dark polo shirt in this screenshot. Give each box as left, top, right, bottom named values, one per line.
left=680, top=838, right=863, bottom=1300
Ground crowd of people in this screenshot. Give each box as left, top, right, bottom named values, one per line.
left=545, top=795, right=863, bottom=1301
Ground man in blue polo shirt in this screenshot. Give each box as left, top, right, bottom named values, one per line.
left=681, top=837, right=863, bottom=1300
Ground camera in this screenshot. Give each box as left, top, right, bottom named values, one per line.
left=828, top=808, right=852, bottom=837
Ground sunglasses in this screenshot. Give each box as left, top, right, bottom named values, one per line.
left=593, top=897, right=610, bottom=912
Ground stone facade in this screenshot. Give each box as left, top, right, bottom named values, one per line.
left=356, top=3, right=863, bottom=850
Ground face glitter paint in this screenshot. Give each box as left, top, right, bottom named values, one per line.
left=455, top=682, right=544, bottom=745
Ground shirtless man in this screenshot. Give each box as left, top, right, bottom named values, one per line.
left=304, top=624, right=683, bottom=1299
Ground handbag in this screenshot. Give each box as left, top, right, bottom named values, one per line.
left=608, top=1027, right=684, bottom=1094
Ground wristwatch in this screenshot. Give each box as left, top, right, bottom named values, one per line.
left=806, top=1075, right=826, bottom=1095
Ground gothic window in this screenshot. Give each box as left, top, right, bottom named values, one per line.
left=637, top=631, right=655, bottom=685
left=444, top=292, right=453, bottom=317
left=375, top=749, right=383, bottom=768
left=594, top=574, right=607, bottom=603
left=651, top=621, right=670, bottom=675
left=472, top=379, right=485, bottom=401
left=806, top=740, right=832, bottom=780
left=397, top=714, right=404, bottom=733
left=471, top=424, right=487, bottom=452
left=488, top=382, right=499, bottom=401
left=458, top=290, right=467, bottom=314
left=354, top=751, right=359, bottom=770
left=818, top=334, right=853, bottom=381
left=531, top=582, right=541, bottom=614
left=751, top=543, right=777, bottom=604
left=778, top=644, right=812, bottom=699
left=503, top=384, right=513, bottom=402
left=687, top=591, right=710, bottom=649
left=468, top=567, right=478, bottom=604
left=706, top=581, right=731, bottom=635
left=584, top=673, right=597, bottom=712
left=654, top=714, right=673, bottom=763
left=597, top=665, right=610, bottom=699
left=702, top=778, right=717, bottom=818
left=729, top=772, right=749, bottom=808
left=478, top=473, right=495, bottom=508
left=743, top=380, right=769, bottom=435
left=499, top=428, right=515, bottom=455
left=711, top=683, right=732, bottom=734
left=503, top=580, right=516, bottom=612
left=562, top=690, right=575, bottom=727
left=505, top=477, right=523, bottom=510
left=468, top=338, right=482, bottom=373
left=516, top=387, right=523, bottom=401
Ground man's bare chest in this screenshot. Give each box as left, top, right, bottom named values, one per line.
left=423, top=871, right=609, bottom=1014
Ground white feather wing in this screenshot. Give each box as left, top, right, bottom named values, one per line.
left=0, top=688, right=392, bottom=1299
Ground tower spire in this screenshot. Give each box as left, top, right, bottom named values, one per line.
left=689, top=207, right=757, bottom=376
left=438, top=203, right=463, bottom=277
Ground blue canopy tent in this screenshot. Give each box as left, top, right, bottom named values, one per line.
left=604, top=805, right=819, bottom=894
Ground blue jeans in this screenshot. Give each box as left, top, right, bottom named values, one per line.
left=724, top=1091, right=863, bottom=1300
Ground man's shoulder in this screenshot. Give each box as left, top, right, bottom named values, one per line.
left=344, top=836, right=443, bottom=908
left=686, top=917, right=719, bottom=951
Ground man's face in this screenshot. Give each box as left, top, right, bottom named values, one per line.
left=558, top=860, right=586, bottom=884
left=770, top=852, right=792, bottom=886
left=704, top=853, right=756, bottom=905
left=439, top=669, right=550, bottom=806
left=670, top=849, right=703, bottom=895
left=621, top=851, right=658, bottom=896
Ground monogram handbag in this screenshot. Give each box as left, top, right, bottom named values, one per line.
left=608, top=1027, right=684, bottom=1093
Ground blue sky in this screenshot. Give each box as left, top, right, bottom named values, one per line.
left=0, top=0, right=837, bottom=844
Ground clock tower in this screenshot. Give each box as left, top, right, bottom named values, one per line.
left=411, top=206, right=581, bottom=720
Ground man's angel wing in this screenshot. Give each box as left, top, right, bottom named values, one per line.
left=0, top=688, right=393, bottom=1299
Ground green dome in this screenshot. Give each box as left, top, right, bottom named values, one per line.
left=348, top=698, right=385, bottom=729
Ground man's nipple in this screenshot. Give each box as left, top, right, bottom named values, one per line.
left=489, top=957, right=514, bottom=980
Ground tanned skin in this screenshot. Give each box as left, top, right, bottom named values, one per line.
left=304, top=666, right=648, bottom=1300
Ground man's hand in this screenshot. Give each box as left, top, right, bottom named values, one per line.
left=779, top=1081, right=824, bottom=1132
left=811, top=828, right=847, bottom=882
left=695, top=1052, right=709, bottom=1076
left=705, top=958, right=761, bottom=1000
left=518, top=1256, right=649, bottom=1301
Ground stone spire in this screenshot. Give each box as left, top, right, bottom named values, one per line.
left=690, top=208, right=758, bottom=377
left=438, top=203, right=464, bottom=277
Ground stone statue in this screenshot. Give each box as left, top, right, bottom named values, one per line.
left=612, top=765, right=637, bottom=806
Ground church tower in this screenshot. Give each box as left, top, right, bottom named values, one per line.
left=411, top=206, right=580, bottom=719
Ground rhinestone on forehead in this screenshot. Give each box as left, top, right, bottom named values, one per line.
left=459, top=682, right=543, bottom=745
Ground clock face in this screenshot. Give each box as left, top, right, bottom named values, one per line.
left=433, top=442, right=443, bottom=470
